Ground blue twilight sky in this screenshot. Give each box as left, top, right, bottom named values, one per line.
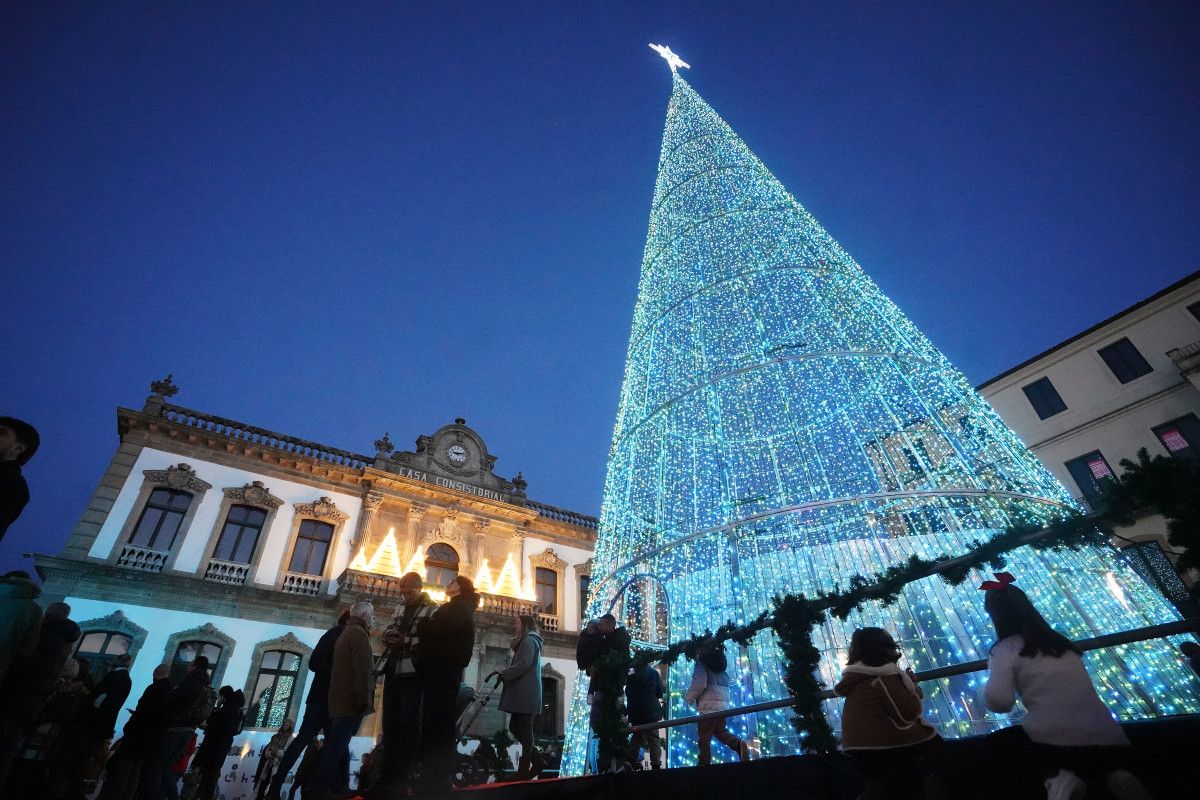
left=3, top=2, right=1198, bottom=573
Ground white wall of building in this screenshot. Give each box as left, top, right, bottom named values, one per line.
left=980, top=279, right=1200, bottom=504
left=63, top=596, right=326, bottom=734
left=524, top=537, right=593, bottom=632
left=87, top=446, right=362, bottom=593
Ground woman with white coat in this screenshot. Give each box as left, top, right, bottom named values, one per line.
left=684, top=641, right=749, bottom=765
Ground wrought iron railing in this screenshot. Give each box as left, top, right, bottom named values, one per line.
left=158, top=403, right=373, bottom=469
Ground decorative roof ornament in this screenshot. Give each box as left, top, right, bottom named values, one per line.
left=649, top=43, right=690, bottom=73
left=150, top=374, right=179, bottom=399
left=374, top=432, right=395, bottom=455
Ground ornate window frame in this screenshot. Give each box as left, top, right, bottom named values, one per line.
left=574, top=558, right=594, bottom=623
left=528, top=547, right=568, bottom=620
left=198, top=481, right=285, bottom=585
left=162, top=622, right=236, bottom=688
left=242, top=633, right=314, bottom=731
left=108, top=464, right=212, bottom=571
left=74, top=610, right=149, bottom=671
left=275, top=497, right=350, bottom=593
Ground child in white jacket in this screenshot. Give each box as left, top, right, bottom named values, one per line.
left=684, top=642, right=749, bottom=765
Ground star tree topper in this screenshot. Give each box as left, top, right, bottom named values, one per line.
left=649, top=43, right=690, bottom=73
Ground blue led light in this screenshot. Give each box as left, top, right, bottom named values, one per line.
left=560, top=73, right=1200, bottom=775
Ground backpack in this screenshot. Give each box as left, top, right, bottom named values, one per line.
left=184, top=686, right=218, bottom=728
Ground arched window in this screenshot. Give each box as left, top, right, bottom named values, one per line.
left=425, top=543, right=459, bottom=588
left=248, top=650, right=302, bottom=729
left=288, top=519, right=334, bottom=575
left=213, top=504, right=268, bottom=564
left=75, top=631, right=132, bottom=680
left=169, top=640, right=223, bottom=687
left=535, top=567, right=558, bottom=615
left=129, top=488, right=192, bottom=551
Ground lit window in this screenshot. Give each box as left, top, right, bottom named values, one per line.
left=248, top=650, right=302, bottom=729
left=535, top=567, right=558, bottom=615
left=214, top=505, right=267, bottom=564
left=76, top=631, right=132, bottom=680
left=1152, top=414, right=1200, bottom=461
left=288, top=519, right=334, bottom=575
left=1064, top=451, right=1115, bottom=503
left=169, top=640, right=222, bottom=687
left=1097, top=338, right=1152, bottom=384
left=424, top=543, right=459, bottom=588
left=129, top=488, right=192, bottom=550
left=1021, top=377, right=1067, bottom=420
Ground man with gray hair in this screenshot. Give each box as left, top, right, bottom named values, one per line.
left=306, top=601, right=375, bottom=798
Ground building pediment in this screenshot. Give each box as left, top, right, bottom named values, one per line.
left=376, top=418, right=525, bottom=502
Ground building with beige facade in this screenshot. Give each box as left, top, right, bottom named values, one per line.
left=977, top=270, right=1200, bottom=603
left=32, top=377, right=597, bottom=792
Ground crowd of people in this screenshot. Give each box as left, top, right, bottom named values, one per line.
left=834, top=572, right=1164, bottom=800
left=0, top=566, right=561, bottom=799
left=579, top=575, right=1198, bottom=800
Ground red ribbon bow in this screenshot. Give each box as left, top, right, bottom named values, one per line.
left=978, top=572, right=1016, bottom=591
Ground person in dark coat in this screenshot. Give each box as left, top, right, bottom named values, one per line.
left=0, top=416, right=38, bottom=545
left=625, top=662, right=665, bottom=769
left=99, top=663, right=172, bottom=800
left=0, top=600, right=81, bottom=785
left=415, top=575, right=479, bottom=792
left=307, top=601, right=375, bottom=800
left=193, top=686, right=244, bottom=800
left=369, top=573, right=438, bottom=799
left=264, top=610, right=348, bottom=800
left=497, top=614, right=544, bottom=780
left=0, top=570, right=42, bottom=685
left=55, top=653, right=134, bottom=799
left=140, top=655, right=212, bottom=800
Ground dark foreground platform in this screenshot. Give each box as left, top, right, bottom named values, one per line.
left=429, top=716, right=1200, bottom=800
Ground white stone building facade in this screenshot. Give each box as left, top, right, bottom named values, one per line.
left=977, top=270, right=1200, bottom=594
left=33, top=380, right=597, bottom=794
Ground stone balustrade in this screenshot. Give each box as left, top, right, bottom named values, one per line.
left=281, top=571, right=323, bottom=596
left=115, top=544, right=169, bottom=573
left=204, top=559, right=250, bottom=586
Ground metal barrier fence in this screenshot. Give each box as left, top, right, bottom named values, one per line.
left=628, top=617, right=1200, bottom=735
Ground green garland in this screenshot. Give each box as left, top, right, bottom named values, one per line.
left=591, top=511, right=1106, bottom=760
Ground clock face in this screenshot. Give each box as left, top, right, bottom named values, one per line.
left=447, top=444, right=468, bottom=465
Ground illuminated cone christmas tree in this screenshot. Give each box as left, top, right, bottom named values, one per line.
left=562, top=64, right=1200, bottom=774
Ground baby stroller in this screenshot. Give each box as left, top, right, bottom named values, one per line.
left=450, top=674, right=504, bottom=787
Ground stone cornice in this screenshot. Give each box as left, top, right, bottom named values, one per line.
left=34, top=554, right=339, bottom=627
left=117, top=406, right=598, bottom=545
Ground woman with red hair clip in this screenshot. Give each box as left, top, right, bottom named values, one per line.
left=981, top=572, right=1153, bottom=800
